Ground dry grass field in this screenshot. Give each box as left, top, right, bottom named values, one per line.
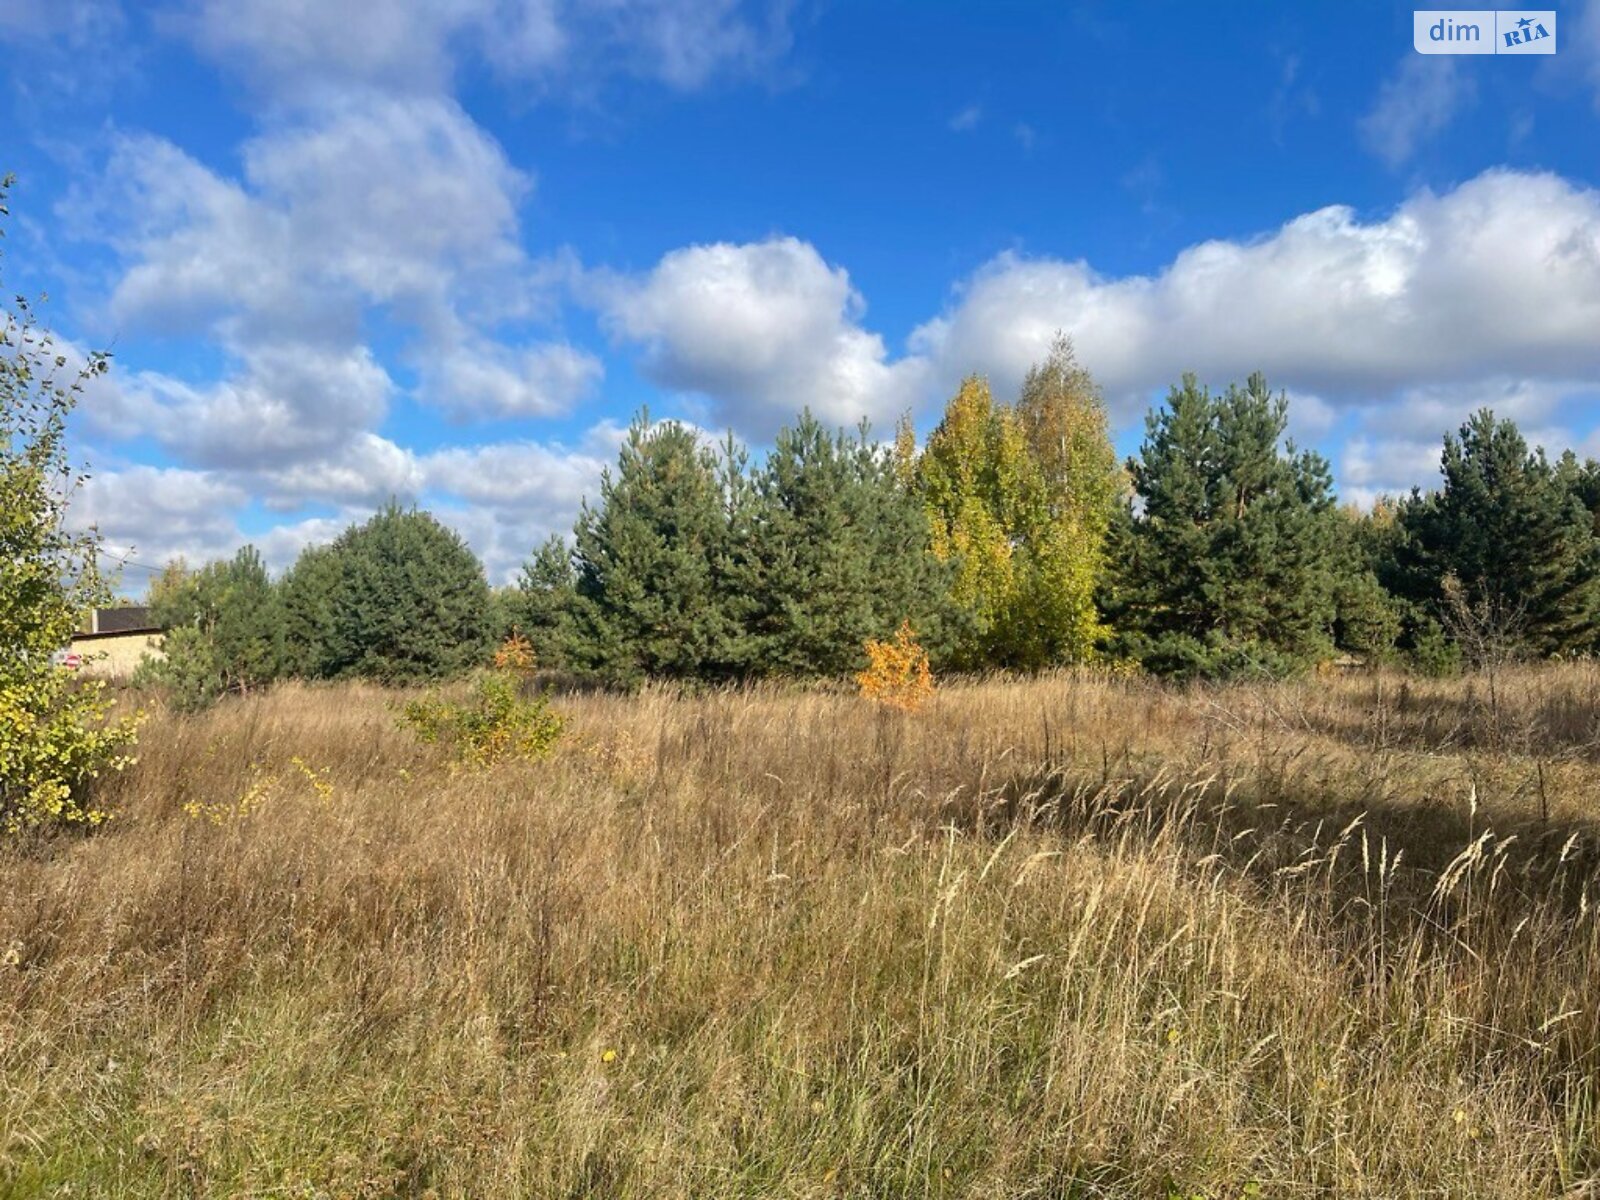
left=5, top=666, right=1600, bottom=1197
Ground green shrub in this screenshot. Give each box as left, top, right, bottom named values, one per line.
left=399, top=669, right=564, bottom=769
left=139, top=546, right=284, bottom=711
left=1407, top=613, right=1463, bottom=678
left=1136, top=632, right=1306, bottom=682
left=133, top=625, right=224, bottom=713
left=0, top=174, right=140, bottom=831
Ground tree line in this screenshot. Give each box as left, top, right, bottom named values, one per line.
left=8, top=170, right=1599, bottom=829
left=138, top=335, right=1600, bottom=705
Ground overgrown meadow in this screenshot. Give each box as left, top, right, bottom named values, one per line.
left=5, top=665, right=1600, bottom=1197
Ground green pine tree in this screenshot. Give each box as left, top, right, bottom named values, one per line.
left=279, top=543, right=343, bottom=678
left=1329, top=505, right=1403, bottom=663
left=143, top=545, right=285, bottom=708
left=322, top=505, right=493, bottom=683
left=1389, top=410, right=1600, bottom=658
left=571, top=416, right=747, bottom=685
left=1113, top=372, right=1339, bottom=678
left=511, top=535, right=580, bottom=670
left=739, top=412, right=952, bottom=677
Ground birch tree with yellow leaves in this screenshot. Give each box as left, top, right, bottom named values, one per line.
left=902, top=336, right=1124, bottom=670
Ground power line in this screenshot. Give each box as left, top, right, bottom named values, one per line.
left=94, top=546, right=164, bottom=575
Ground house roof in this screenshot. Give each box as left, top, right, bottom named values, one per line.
left=89, top=606, right=161, bottom=635
left=72, top=627, right=161, bottom=643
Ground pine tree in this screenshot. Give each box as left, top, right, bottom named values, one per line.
left=1565, top=455, right=1600, bottom=538
left=280, top=543, right=342, bottom=678
left=144, top=545, right=285, bottom=707
left=322, top=505, right=492, bottom=683
left=571, top=416, right=746, bottom=685
left=218, top=546, right=283, bottom=687
left=512, top=535, right=580, bottom=670
left=1114, top=372, right=1339, bottom=677
left=1329, top=504, right=1403, bottom=662
left=1390, top=411, right=1599, bottom=658
left=739, top=412, right=952, bottom=677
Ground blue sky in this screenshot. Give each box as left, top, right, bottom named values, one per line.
left=3, top=1, right=1599, bottom=584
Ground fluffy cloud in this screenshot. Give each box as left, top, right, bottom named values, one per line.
left=1338, top=377, right=1598, bottom=501
left=97, top=96, right=533, bottom=346
left=418, top=428, right=623, bottom=578
left=241, top=96, right=533, bottom=325
left=46, top=1, right=1600, bottom=583
left=101, top=141, right=314, bottom=341
left=252, top=516, right=360, bottom=573
left=1356, top=377, right=1576, bottom=445
left=75, top=92, right=593, bottom=489
left=69, top=425, right=622, bottom=586
left=911, top=169, right=1600, bottom=417
left=253, top=433, right=425, bottom=511
left=902, top=169, right=1600, bottom=499
left=27, top=0, right=801, bottom=584
left=73, top=466, right=249, bottom=569
left=424, top=337, right=603, bottom=419
left=176, top=0, right=540, bottom=95
left=601, top=236, right=929, bottom=436
left=592, top=169, right=1600, bottom=469
left=426, top=446, right=585, bottom=511
left=89, top=344, right=393, bottom=469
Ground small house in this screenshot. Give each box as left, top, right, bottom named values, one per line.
left=66, top=606, right=165, bottom=678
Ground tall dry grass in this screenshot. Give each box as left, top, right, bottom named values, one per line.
left=3, top=666, right=1600, bottom=1196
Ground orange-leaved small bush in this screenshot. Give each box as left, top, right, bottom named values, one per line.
left=493, top=633, right=536, bottom=673
left=856, top=620, right=934, bottom=712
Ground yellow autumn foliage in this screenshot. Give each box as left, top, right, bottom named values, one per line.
left=856, top=620, right=934, bottom=712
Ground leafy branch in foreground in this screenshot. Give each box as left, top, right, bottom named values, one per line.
left=0, top=173, right=139, bottom=832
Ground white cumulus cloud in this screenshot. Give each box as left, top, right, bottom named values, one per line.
left=95, top=344, right=395, bottom=470
left=600, top=236, right=929, bottom=437
left=910, top=169, right=1600, bottom=419
left=73, top=466, right=249, bottom=570
left=425, top=337, right=603, bottom=419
